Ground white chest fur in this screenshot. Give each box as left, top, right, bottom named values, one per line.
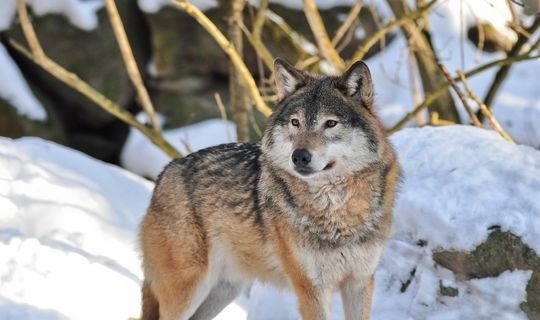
left=298, top=242, right=383, bottom=288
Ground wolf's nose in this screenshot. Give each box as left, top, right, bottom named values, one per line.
left=292, top=149, right=312, bottom=167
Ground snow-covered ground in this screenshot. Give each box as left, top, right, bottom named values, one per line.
left=2, top=125, right=538, bottom=319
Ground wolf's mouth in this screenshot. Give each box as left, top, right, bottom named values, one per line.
left=295, top=161, right=335, bottom=176
left=295, top=167, right=314, bottom=176
left=323, top=161, right=335, bottom=171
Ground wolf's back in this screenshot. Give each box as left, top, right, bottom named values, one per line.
left=150, top=142, right=263, bottom=222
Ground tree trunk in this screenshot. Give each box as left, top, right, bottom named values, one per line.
left=227, top=0, right=250, bottom=142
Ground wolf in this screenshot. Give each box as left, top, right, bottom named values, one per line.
left=139, top=58, right=401, bottom=320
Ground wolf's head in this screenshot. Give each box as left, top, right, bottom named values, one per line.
left=262, top=59, right=387, bottom=181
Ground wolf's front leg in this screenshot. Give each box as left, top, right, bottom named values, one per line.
left=294, top=284, right=332, bottom=320
left=340, top=275, right=374, bottom=320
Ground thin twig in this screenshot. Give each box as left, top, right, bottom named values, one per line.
left=506, top=0, right=517, bottom=26
left=265, top=10, right=317, bottom=58
left=438, top=63, right=482, bottom=127
left=105, top=0, right=160, bottom=131
left=457, top=71, right=515, bottom=143
left=243, top=0, right=274, bottom=69
left=214, top=93, right=233, bottom=142
left=388, top=52, right=540, bottom=133
left=172, top=0, right=272, bottom=117
left=239, top=20, right=274, bottom=70
left=350, top=0, right=437, bottom=63
left=252, top=0, right=268, bottom=39
left=429, top=112, right=455, bottom=126
left=407, top=46, right=425, bottom=126
left=480, top=17, right=539, bottom=118
left=179, top=138, right=194, bottom=155
left=303, top=0, right=346, bottom=71
left=16, top=0, right=44, bottom=60
left=332, top=0, right=362, bottom=47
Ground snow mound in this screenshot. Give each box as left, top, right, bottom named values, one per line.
left=392, top=125, right=540, bottom=253
left=121, top=117, right=236, bottom=179
left=0, top=0, right=102, bottom=32
left=0, top=137, right=152, bottom=320
left=1, top=125, right=538, bottom=319
left=0, top=136, right=248, bottom=319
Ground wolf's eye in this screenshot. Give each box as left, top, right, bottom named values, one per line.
left=325, top=120, right=338, bottom=128
left=291, top=118, right=300, bottom=127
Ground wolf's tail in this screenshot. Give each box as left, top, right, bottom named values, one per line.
left=141, top=280, right=159, bottom=320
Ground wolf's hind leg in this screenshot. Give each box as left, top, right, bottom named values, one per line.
left=340, top=275, right=374, bottom=320
left=152, top=267, right=212, bottom=320
left=189, top=280, right=244, bottom=320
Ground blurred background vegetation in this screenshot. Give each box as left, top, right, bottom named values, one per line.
left=1, top=0, right=538, bottom=164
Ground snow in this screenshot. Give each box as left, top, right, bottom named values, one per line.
left=121, top=115, right=236, bottom=179
left=2, top=125, right=538, bottom=319
left=0, top=43, right=47, bottom=121
left=138, top=0, right=218, bottom=13
left=0, top=137, right=151, bottom=320
left=0, top=136, right=248, bottom=319
left=0, top=0, right=102, bottom=32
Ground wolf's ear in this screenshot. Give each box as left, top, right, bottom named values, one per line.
left=337, top=61, right=373, bottom=107
left=274, top=58, right=307, bottom=99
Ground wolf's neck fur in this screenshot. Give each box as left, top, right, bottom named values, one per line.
left=263, top=164, right=385, bottom=249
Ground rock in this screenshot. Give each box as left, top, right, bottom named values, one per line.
left=467, top=23, right=513, bottom=53
left=145, top=5, right=233, bottom=79
left=153, top=89, right=223, bottom=129
left=5, top=1, right=149, bottom=128
left=144, top=3, right=394, bottom=79
left=0, top=89, right=65, bottom=144
left=3, top=1, right=149, bottom=162
left=433, top=229, right=540, bottom=319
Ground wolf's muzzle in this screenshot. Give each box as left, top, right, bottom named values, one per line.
left=292, top=148, right=312, bottom=167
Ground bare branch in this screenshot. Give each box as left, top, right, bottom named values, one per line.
left=252, top=0, right=269, bottom=39
left=16, top=0, right=45, bottom=60
left=331, top=0, right=362, bottom=47
left=228, top=0, right=250, bottom=142
left=214, top=93, right=233, bottom=142
left=172, top=0, right=272, bottom=117
left=457, top=71, right=515, bottom=143
left=388, top=52, right=540, bottom=134
left=240, top=0, right=274, bottom=70
left=265, top=10, right=317, bottom=58
left=438, top=64, right=482, bottom=127
left=10, top=40, right=181, bottom=158
left=481, top=17, right=540, bottom=117
left=350, top=0, right=437, bottom=62
left=105, top=0, right=160, bottom=131
left=303, top=0, right=346, bottom=71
